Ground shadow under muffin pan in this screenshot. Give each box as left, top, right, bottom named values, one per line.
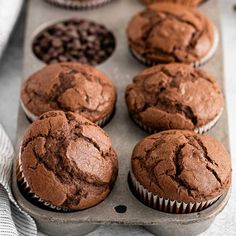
left=12, top=0, right=231, bottom=236
left=32, top=18, right=116, bottom=65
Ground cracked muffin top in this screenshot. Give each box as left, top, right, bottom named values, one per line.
left=21, top=63, right=117, bottom=124
left=141, top=0, right=204, bottom=7
left=131, top=130, right=231, bottom=203
left=127, top=3, right=215, bottom=64
left=125, top=63, right=224, bottom=132
left=19, top=110, right=118, bottom=210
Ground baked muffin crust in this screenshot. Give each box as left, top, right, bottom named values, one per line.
left=19, top=111, right=118, bottom=210
left=21, top=63, right=116, bottom=124
left=131, top=130, right=231, bottom=203
left=127, top=3, right=214, bottom=65
left=125, top=63, right=223, bottom=132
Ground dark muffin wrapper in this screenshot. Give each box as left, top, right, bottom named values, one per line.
left=130, top=171, right=220, bottom=214
left=17, top=153, right=69, bottom=212
left=45, top=0, right=113, bottom=9
left=129, top=24, right=219, bottom=68
left=95, top=111, right=114, bottom=127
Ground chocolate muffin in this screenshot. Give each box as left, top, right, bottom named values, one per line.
left=130, top=130, right=231, bottom=213
left=17, top=111, right=118, bottom=211
left=45, top=0, right=113, bottom=9
left=141, top=0, right=205, bottom=7
left=127, top=3, right=218, bottom=66
left=21, top=63, right=117, bottom=126
left=125, top=63, right=224, bottom=134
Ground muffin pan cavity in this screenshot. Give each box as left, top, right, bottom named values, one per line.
left=12, top=0, right=231, bottom=236
left=32, top=18, right=116, bottom=65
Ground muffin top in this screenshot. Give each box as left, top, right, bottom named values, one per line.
left=21, top=63, right=116, bottom=123
left=131, top=130, right=231, bottom=203
left=127, top=3, right=214, bottom=64
left=19, top=111, right=118, bottom=210
left=125, top=63, right=223, bottom=132
left=141, top=0, right=204, bottom=7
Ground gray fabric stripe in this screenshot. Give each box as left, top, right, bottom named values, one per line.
left=0, top=186, right=18, bottom=236
left=13, top=209, right=37, bottom=234
left=0, top=124, right=37, bottom=235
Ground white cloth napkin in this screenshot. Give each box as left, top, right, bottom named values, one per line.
left=0, top=0, right=23, bottom=57
left=0, top=124, right=37, bottom=236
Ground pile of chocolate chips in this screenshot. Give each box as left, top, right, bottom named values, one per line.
left=32, top=19, right=116, bottom=65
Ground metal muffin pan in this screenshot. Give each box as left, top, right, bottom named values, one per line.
left=12, top=0, right=231, bottom=235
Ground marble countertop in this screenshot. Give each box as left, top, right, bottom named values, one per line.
left=0, top=1, right=235, bottom=235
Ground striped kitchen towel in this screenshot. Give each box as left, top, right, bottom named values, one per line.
left=0, top=124, right=37, bottom=236
left=0, top=0, right=23, bottom=58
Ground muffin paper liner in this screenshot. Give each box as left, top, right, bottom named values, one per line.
left=17, top=153, right=69, bottom=212
left=193, top=24, right=219, bottom=67
left=20, top=100, right=38, bottom=122
left=131, top=115, right=158, bottom=133
left=45, top=0, right=113, bottom=9
left=95, top=110, right=114, bottom=127
left=194, top=108, right=223, bottom=134
left=130, top=107, right=223, bottom=134
left=130, top=171, right=220, bottom=214
left=21, top=98, right=114, bottom=127
left=130, top=24, right=219, bottom=68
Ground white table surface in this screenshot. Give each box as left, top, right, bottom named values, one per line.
left=0, top=1, right=235, bottom=235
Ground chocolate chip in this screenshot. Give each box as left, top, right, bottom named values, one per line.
left=72, top=39, right=81, bottom=49
left=49, top=59, right=58, bottom=64
left=58, top=55, right=68, bottom=62
left=34, top=46, right=41, bottom=54
left=32, top=18, right=116, bottom=65
left=87, top=35, right=96, bottom=42
left=67, top=29, right=78, bottom=38
left=52, top=38, right=62, bottom=48
left=42, top=54, right=50, bottom=62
